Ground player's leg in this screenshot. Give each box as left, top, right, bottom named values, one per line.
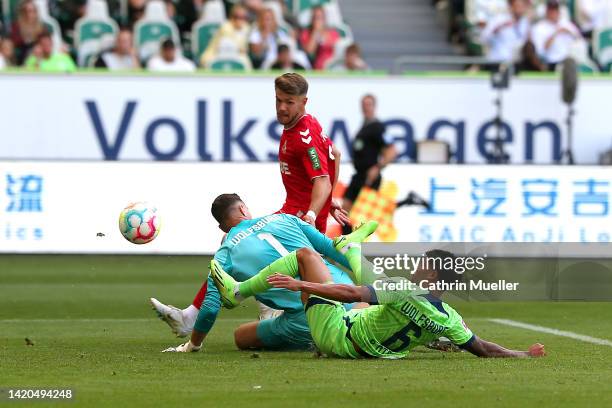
left=151, top=282, right=281, bottom=337
left=150, top=282, right=206, bottom=338
left=232, top=255, right=348, bottom=353
left=212, top=223, right=377, bottom=308
left=296, top=247, right=334, bottom=284
left=150, top=298, right=192, bottom=338
left=239, top=310, right=313, bottom=350
left=333, top=220, right=378, bottom=285
left=212, top=247, right=336, bottom=308
left=226, top=249, right=360, bottom=356
left=233, top=321, right=266, bottom=350
left=292, top=253, right=362, bottom=358
left=211, top=251, right=300, bottom=308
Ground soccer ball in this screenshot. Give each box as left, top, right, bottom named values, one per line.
left=118, top=202, right=160, bottom=244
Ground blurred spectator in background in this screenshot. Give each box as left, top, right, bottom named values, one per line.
left=341, top=94, right=397, bottom=234
left=243, top=0, right=265, bottom=17
left=577, top=0, right=609, bottom=37
left=249, top=8, right=290, bottom=68
left=531, top=0, right=582, bottom=70
left=270, top=43, right=305, bottom=70
left=175, top=0, right=203, bottom=33
left=94, top=28, right=140, bottom=70
left=165, top=0, right=176, bottom=19
left=147, top=38, right=195, bottom=72
left=200, top=4, right=250, bottom=67
left=10, top=0, right=44, bottom=65
left=480, top=0, right=530, bottom=64
left=331, top=43, right=369, bottom=71
left=470, top=0, right=510, bottom=29
left=56, top=0, right=87, bottom=39
left=25, top=31, right=76, bottom=72
left=0, top=38, right=16, bottom=69
left=128, top=0, right=147, bottom=27
left=299, top=6, right=339, bottom=70
left=272, top=0, right=300, bottom=30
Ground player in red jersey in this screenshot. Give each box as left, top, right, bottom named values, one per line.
left=275, top=72, right=348, bottom=232
left=150, top=73, right=349, bottom=339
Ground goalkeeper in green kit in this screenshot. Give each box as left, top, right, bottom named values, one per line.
left=211, top=235, right=546, bottom=359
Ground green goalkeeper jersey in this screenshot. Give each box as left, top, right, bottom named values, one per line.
left=348, top=278, right=474, bottom=359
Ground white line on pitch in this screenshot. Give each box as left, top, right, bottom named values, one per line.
left=489, top=318, right=612, bottom=347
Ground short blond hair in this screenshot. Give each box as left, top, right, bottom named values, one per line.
left=275, top=73, right=308, bottom=96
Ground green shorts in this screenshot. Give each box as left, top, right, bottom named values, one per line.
left=304, top=296, right=361, bottom=359
left=255, top=264, right=357, bottom=350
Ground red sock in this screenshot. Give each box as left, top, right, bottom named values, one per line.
left=191, top=281, right=208, bottom=309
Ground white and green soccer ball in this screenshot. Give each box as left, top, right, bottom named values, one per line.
left=118, top=202, right=160, bottom=244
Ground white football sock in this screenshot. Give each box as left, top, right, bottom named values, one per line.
left=182, top=305, right=199, bottom=327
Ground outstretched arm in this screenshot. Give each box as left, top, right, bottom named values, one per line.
left=463, top=336, right=546, bottom=358
left=163, top=275, right=220, bottom=352
left=267, top=273, right=370, bottom=303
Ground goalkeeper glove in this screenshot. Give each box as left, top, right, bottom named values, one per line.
left=162, top=340, right=202, bottom=353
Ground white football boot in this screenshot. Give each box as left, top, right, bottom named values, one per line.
left=150, top=298, right=193, bottom=338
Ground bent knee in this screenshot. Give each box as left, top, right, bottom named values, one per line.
left=234, top=330, right=249, bottom=350
left=234, top=322, right=264, bottom=350
left=296, top=247, right=317, bottom=262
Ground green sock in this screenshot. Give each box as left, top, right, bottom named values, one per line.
left=238, top=251, right=299, bottom=298
left=342, top=243, right=363, bottom=285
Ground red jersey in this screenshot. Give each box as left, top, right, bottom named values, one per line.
left=278, top=114, right=336, bottom=233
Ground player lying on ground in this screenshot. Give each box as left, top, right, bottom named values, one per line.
left=162, top=193, right=376, bottom=352
left=151, top=73, right=349, bottom=337
left=212, top=247, right=547, bottom=359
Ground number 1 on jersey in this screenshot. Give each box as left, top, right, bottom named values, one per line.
left=258, top=233, right=290, bottom=256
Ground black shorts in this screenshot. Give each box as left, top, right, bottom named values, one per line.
left=343, top=172, right=382, bottom=202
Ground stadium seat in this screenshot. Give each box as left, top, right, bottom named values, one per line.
left=190, top=0, right=226, bottom=65
left=593, top=27, right=612, bottom=71
left=133, top=0, right=181, bottom=62
left=33, top=0, right=63, bottom=52
left=200, top=0, right=226, bottom=23
left=74, top=0, right=119, bottom=67
left=567, top=39, right=600, bottom=73
left=191, top=22, right=220, bottom=65
left=205, top=38, right=252, bottom=71
left=578, top=60, right=600, bottom=73
left=209, top=58, right=250, bottom=71
left=332, top=23, right=353, bottom=42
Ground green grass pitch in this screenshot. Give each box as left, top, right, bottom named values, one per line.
left=1, top=255, right=611, bottom=407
